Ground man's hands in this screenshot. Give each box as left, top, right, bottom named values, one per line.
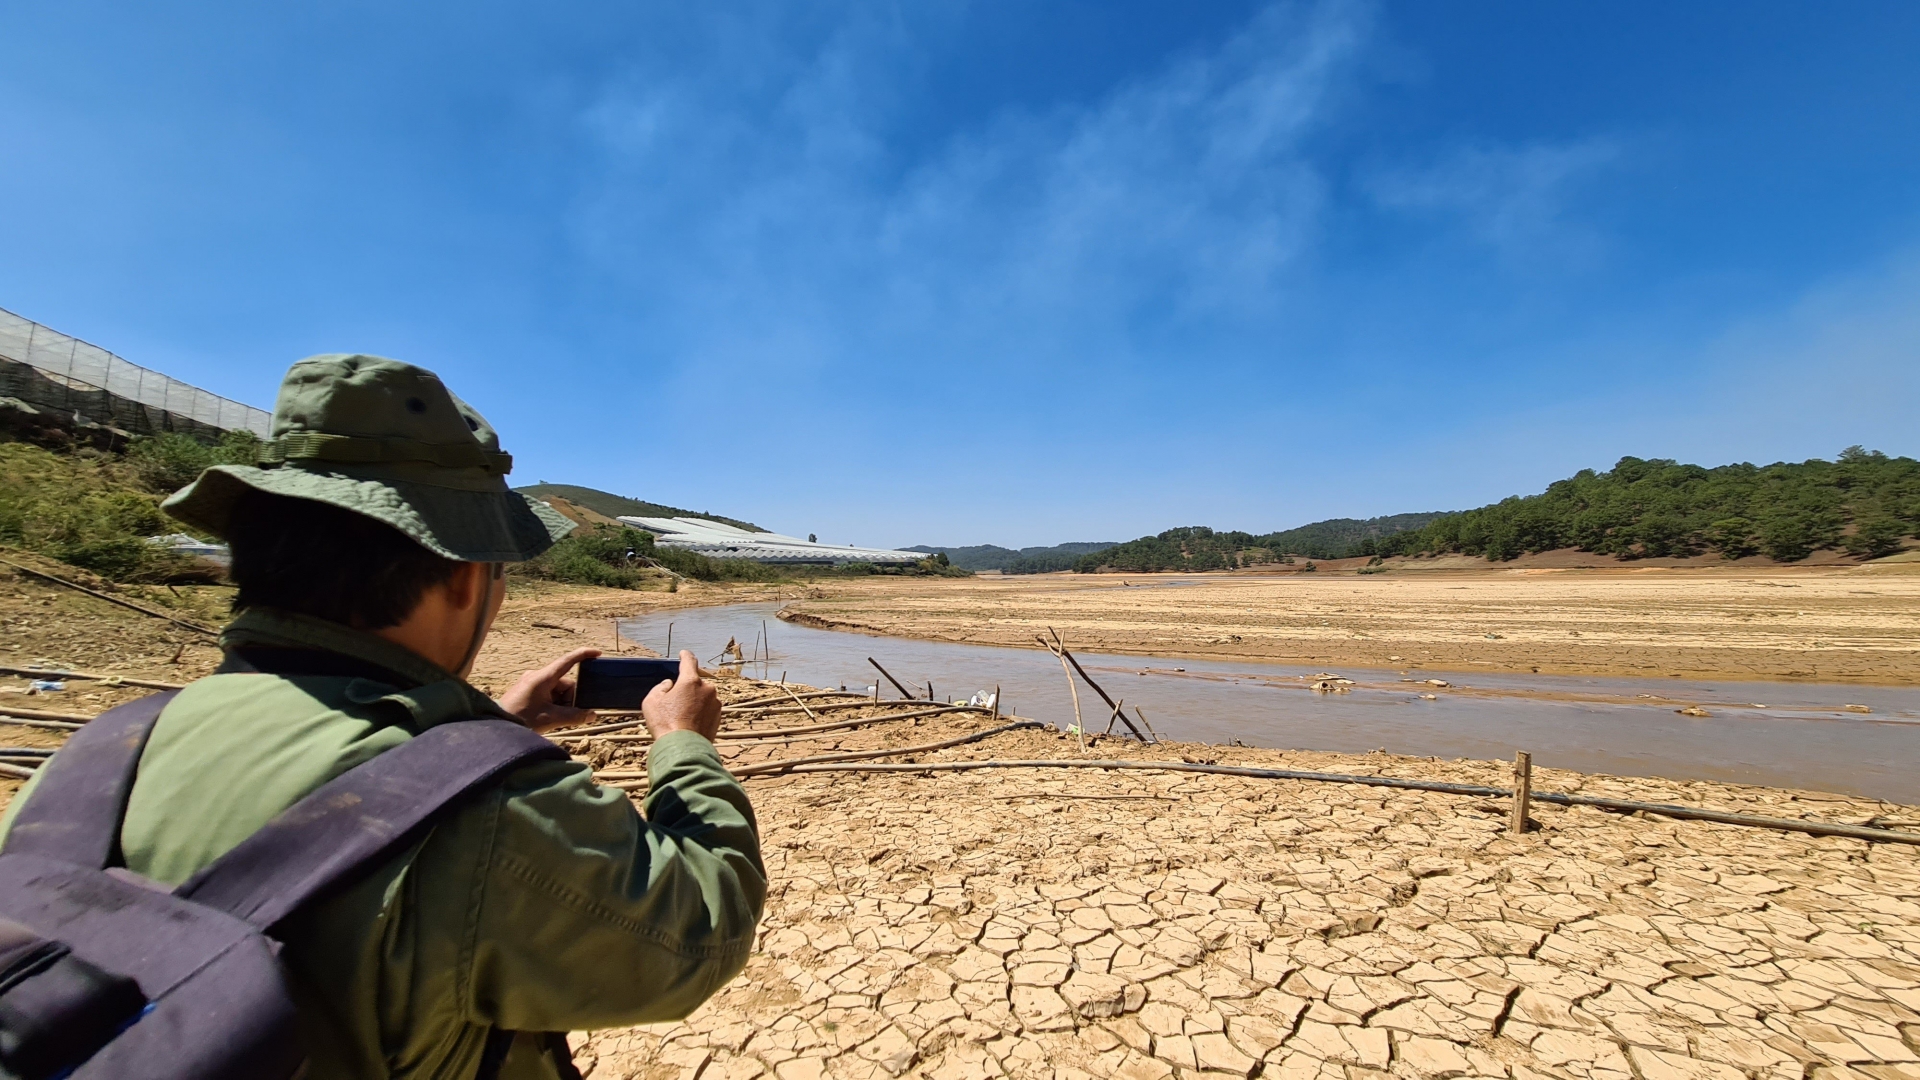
left=642, top=650, right=722, bottom=742
left=498, top=647, right=719, bottom=742
left=497, top=647, right=601, bottom=733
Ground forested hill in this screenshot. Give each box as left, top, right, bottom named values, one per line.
left=908, top=541, right=1117, bottom=573
left=1373, top=449, right=1919, bottom=562
left=1078, top=513, right=1440, bottom=573
left=513, top=484, right=763, bottom=532
left=1074, top=448, right=1920, bottom=573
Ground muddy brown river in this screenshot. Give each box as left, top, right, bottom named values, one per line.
left=620, top=602, right=1919, bottom=803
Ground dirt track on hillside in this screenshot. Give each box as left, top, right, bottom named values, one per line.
left=777, top=564, right=1920, bottom=685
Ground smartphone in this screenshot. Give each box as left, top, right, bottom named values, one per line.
left=573, top=657, right=682, bottom=710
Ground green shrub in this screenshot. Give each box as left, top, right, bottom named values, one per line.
left=0, top=440, right=211, bottom=581
left=126, top=430, right=260, bottom=494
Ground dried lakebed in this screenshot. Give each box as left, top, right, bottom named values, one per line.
left=570, top=684, right=1920, bottom=1080
left=618, top=604, right=1920, bottom=805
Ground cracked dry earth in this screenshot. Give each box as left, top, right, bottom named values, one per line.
left=572, top=702, right=1920, bottom=1080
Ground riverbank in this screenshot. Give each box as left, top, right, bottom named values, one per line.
left=774, top=563, right=1920, bottom=685
left=568, top=679, right=1920, bottom=1080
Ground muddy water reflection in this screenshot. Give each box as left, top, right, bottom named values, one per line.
left=620, top=603, right=1920, bottom=803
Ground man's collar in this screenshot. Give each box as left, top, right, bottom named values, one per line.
left=219, top=607, right=513, bottom=722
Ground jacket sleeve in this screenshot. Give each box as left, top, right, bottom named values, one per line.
left=460, top=730, right=766, bottom=1031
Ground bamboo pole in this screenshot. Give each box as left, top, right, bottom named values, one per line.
left=782, top=685, right=819, bottom=721
left=712, top=758, right=1920, bottom=847
left=728, top=721, right=1042, bottom=777
left=1511, top=751, right=1533, bottom=835
left=0, top=715, right=84, bottom=732
left=1042, top=629, right=1149, bottom=742
left=0, top=705, right=96, bottom=723
left=868, top=657, right=915, bottom=699
left=0, top=558, right=220, bottom=637
left=1133, top=705, right=1161, bottom=743
left=725, top=689, right=868, bottom=711
left=0, top=665, right=185, bottom=691
left=555, top=704, right=990, bottom=742
left=1042, top=637, right=1086, bottom=753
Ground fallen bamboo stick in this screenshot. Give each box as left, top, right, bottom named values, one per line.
left=0, top=665, right=186, bottom=691
left=0, top=716, right=83, bottom=732
left=0, top=558, right=220, bottom=637
left=729, top=721, right=1045, bottom=778
left=741, top=758, right=1920, bottom=846
left=781, top=685, right=819, bottom=721
left=868, top=657, right=915, bottom=700
left=558, top=704, right=990, bottom=743
left=0, top=762, right=36, bottom=780
left=724, top=689, right=866, bottom=711
left=0, top=705, right=97, bottom=723
left=0, top=747, right=56, bottom=756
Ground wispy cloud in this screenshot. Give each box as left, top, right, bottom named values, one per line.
left=1365, top=138, right=1622, bottom=261
left=569, top=1, right=1372, bottom=390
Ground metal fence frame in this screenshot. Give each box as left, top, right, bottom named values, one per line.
left=0, top=306, right=271, bottom=440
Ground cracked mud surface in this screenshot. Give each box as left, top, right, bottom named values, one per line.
left=571, top=687, right=1920, bottom=1080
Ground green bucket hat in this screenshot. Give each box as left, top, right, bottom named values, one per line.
left=162, top=354, right=574, bottom=562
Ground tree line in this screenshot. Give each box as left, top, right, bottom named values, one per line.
left=1074, top=448, right=1919, bottom=572
left=1371, top=448, right=1917, bottom=562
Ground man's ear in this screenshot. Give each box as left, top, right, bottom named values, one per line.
left=441, top=561, right=486, bottom=612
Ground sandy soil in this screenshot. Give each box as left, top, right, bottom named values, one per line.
left=776, top=563, right=1920, bottom=684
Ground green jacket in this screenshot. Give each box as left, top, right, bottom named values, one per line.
left=0, top=609, right=766, bottom=1080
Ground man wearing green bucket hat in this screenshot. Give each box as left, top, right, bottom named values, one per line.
left=0, top=355, right=765, bottom=1078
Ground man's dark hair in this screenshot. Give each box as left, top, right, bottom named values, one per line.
left=226, top=490, right=462, bottom=629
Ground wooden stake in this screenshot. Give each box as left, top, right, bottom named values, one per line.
left=666, top=622, right=673, bottom=657
left=1133, top=705, right=1161, bottom=743
left=1510, top=751, right=1533, bottom=835
left=1039, top=629, right=1149, bottom=742
left=781, top=685, right=818, bottom=721
left=867, top=657, right=915, bottom=699
left=992, top=684, right=1001, bottom=722
left=1043, top=637, right=1086, bottom=753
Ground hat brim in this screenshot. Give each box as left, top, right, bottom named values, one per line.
left=162, top=464, right=575, bottom=563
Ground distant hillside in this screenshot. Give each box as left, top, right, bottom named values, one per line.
left=1260, top=513, right=1447, bottom=560
left=1374, top=449, right=1920, bottom=562
left=1079, top=513, right=1441, bottom=573
left=514, top=484, right=763, bottom=533
left=907, top=541, right=1117, bottom=573
left=1075, top=448, right=1920, bottom=573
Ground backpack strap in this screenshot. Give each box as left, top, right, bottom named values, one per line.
left=0, top=692, right=177, bottom=866
left=173, top=719, right=566, bottom=931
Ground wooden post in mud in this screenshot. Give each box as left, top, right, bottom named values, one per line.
left=666, top=622, right=673, bottom=657
left=1042, top=629, right=1149, bottom=742
left=1040, top=636, right=1087, bottom=753
left=1511, top=751, right=1533, bottom=835
left=1133, top=706, right=1160, bottom=743
left=868, top=657, right=915, bottom=700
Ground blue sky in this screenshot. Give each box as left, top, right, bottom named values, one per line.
left=4, top=2, right=1918, bottom=548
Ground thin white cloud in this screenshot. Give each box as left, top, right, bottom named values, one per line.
left=1365, top=138, right=1622, bottom=260
left=569, top=1, right=1372, bottom=388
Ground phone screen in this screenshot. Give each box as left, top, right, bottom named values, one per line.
left=574, top=657, right=681, bottom=710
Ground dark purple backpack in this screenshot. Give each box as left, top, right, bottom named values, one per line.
left=0, top=693, right=566, bottom=1080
